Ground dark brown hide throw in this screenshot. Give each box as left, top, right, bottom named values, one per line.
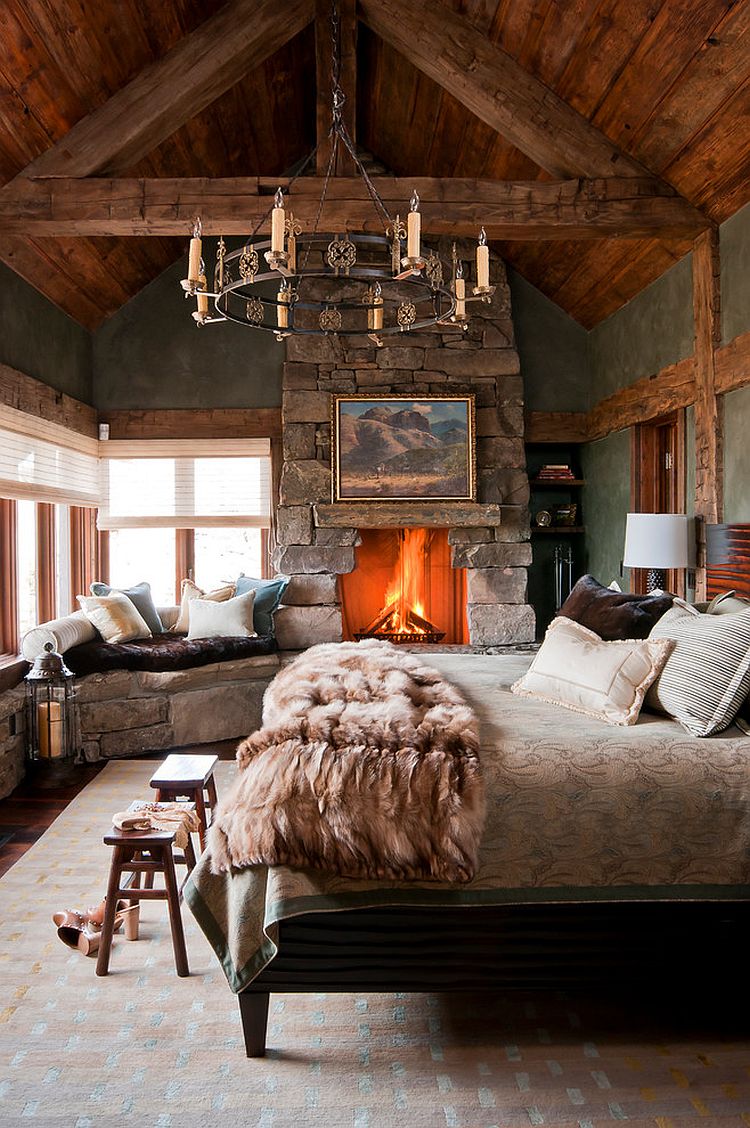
left=208, top=639, right=485, bottom=882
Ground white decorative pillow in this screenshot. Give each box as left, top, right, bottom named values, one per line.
left=187, top=589, right=257, bottom=641
left=77, top=592, right=152, bottom=644
left=22, top=611, right=97, bottom=660
left=511, top=616, right=673, bottom=727
left=647, top=604, right=750, bottom=736
left=174, top=579, right=235, bottom=633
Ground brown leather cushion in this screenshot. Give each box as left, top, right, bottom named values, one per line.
left=64, top=632, right=277, bottom=676
left=557, top=575, right=674, bottom=641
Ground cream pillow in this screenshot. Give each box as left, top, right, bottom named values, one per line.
left=174, top=579, right=235, bottom=633
left=186, top=589, right=257, bottom=641
left=77, top=592, right=152, bottom=644
left=511, top=616, right=673, bottom=727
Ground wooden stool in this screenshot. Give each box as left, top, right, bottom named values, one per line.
left=96, top=825, right=196, bottom=978
left=150, top=753, right=219, bottom=852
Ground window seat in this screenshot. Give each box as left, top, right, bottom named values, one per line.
left=64, top=632, right=277, bottom=676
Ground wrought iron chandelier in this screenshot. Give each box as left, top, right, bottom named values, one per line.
left=180, top=4, right=494, bottom=342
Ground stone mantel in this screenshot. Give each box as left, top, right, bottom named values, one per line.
left=314, top=502, right=512, bottom=528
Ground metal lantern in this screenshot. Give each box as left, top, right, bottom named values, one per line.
left=25, top=643, right=78, bottom=764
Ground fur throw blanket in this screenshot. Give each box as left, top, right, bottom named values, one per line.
left=208, top=639, right=485, bottom=883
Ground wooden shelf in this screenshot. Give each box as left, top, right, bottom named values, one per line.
left=531, top=526, right=585, bottom=535
left=530, top=479, right=585, bottom=487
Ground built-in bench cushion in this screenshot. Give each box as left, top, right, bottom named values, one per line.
left=64, top=632, right=277, bottom=676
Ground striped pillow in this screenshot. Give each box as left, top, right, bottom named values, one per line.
left=647, top=604, right=750, bottom=736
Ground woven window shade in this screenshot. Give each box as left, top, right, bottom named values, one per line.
left=97, top=439, right=272, bottom=530
left=0, top=406, right=100, bottom=507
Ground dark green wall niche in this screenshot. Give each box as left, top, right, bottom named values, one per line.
left=587, top=255, right=694, bottom=405
left=0, top=261, right=92, bottom=403
left=721, top=202, right=750, bottom=346
left=92, top=254, right=283, bottom=410
left=508, top=267, right=588, bottom=412
left=580, top=430, right=631, bottom=586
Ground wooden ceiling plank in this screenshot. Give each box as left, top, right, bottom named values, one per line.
left=9, top=0, right=315, bottom=180
left=591, top=0, right=734, bottom=155
left=0, top=174, right=709, bottom=240
left=634, top=2, right=750, bottom=173
left=0, top=234, right=109, bottom=329
left=358, top=0, right=654, bottom=178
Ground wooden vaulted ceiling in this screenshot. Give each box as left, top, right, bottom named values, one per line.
left=0, top=0, right=747, bottom=330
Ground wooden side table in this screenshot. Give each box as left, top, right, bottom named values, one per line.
left=149, top=753, right=219, bottom=852
left=96, top=824, right=196, bottom=977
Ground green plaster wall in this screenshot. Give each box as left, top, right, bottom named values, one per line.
left=587, top=255, right=694, bottom=404
left=580, top=430, right=631, bottom=586
left=721, top=202, right=750, bottom=346
left=92, top=255, right=283, bottom=410
left=724, top=385, right=750, bottom=522
left=508, top=268, right=588, bottom=412
left=0, top=262, right=92, bottom=403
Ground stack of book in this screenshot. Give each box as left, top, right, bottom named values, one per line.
left=535, top=463, right=575, bottom=481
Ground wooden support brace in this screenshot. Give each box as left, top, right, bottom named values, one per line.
left=692, top=228, right=723, bottom=599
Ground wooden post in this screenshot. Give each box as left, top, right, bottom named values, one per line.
left=692, top=227, right=722, bottom=600
left=316, top=0, right=357, bottom=175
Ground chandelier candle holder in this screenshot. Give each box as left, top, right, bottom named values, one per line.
left=179, top=2, right=495, bottom=340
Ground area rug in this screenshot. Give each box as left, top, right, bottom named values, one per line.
left=1, top=760, right=750, bottom=1126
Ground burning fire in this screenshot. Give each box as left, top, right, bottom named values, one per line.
left=357, top=528, right=445, bottom=643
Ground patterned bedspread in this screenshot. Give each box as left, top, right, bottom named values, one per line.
left=185, top=652, right=750, bottom=993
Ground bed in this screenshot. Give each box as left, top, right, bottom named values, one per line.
left=185, top=648, right=750, bottom=1055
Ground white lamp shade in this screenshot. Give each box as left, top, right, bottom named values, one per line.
left=623, top=513, right=691, bottom=570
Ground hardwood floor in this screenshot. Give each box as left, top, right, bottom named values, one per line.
left=0, top=740, right=237, bottom=878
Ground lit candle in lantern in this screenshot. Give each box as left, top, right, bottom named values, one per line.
left=455, top=260, right=466, bottom=319
left=368, top=283, right=383, bottom=331
left=38, top=700, right=63, bottom=758
left=407, top=191, right=421, bottom=260
left=476, top=227, right=489, bottom=290
left=277, top=283, right=290, bottom=328
left=271, top=187, right=286, bottom=255
left=188, top=218, right=202, bottom=285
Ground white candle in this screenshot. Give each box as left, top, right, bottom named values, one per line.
left=476, top=227, right=489, bottom=289
left=38, top=700, right=63, bottom=758
left=277, top=286, right=289, bottom=328
left=188, top=235, right=202, bottom=284
left=197, top=275, right=208, bottom=316
left=271, top=188, right=285, bottom=255
left=455, top=276, right=466, bottom=319
left=407, top=191, right=421, bottom=259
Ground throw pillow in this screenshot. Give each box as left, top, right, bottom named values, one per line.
left=557, top=574, right=674, bottom=640
left=90, top=580, right=163, bottom=634
left=511, top=616, right=673, bottom=727
left=647, top=604, right=750, bottom=736
left=234, top=574, right=290, bottom=636
left=706, top=590, right=750, bottom=616
left=186, top=589, right=257, bottom=641
left=77, top=592, right=152, bottom=643
left=21, top=610, right=97, bottom=661
left=174, top=579, right=235, bottom=633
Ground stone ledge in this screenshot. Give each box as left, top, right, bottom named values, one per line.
left=314, top=502, right=510, bottom=528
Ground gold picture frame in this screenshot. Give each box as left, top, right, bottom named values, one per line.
left=332, top=394, right=477, bottom=502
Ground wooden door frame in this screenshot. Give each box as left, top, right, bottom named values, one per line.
left=630, top=409, right=687, bottom=597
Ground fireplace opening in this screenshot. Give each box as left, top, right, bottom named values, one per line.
left=340, top=528, right=468, bottom=645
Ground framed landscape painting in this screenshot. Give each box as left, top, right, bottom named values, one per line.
left=332, top=394, right=476, bottom=502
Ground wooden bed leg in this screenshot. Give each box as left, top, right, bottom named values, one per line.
left=239, top=991, right=270, bottom=1057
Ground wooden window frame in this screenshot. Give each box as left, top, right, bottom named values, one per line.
left=0, top=498, right=19, bottom=658
left=36, top=503, right=57, bottom=624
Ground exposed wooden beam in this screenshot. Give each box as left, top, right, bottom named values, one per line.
left=586, top=356, right=696, bottom=442
left=692, top=227, right=723, bottom=598
left=7, top=0, right=315, bottom=180
left=0, top=363, right=97, bottom=438
left=358, top=0, right=652, bottom=180
left=715, top=329, right=750, bottom=396
left=99, top=409, right=282, bottom=441
left=0, top=176, right=709, bottom=239
left=316, top=0, right=357, bottom=175
left=524, top=412, right=589, bottom=444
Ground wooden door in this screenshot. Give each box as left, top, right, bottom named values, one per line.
left=631, top=411, right=686, bottom=596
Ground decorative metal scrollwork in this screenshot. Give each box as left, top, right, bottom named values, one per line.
left=326, top=237, right=357, bottom=275
left=397, top=301, right=417, bottom=327
left=238, top=246, right=259, bottom=281
left=214, top=235, right=226, bottom=292
left=319, top=307, right=342, bottom=332
left=425, top=252, right=443, bottom=290
left=387, top=215, right=407, bottom=275
left=245, top=298, right=264, bottom=324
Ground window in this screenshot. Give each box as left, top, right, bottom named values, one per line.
left=109, top=528, right=177, bottom=607
left=193, top=527, right=264, bottom=591
left=16, top=500, right=38, bottom=638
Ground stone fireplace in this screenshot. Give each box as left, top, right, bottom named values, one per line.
left=272, top=246, right=535, bottom=650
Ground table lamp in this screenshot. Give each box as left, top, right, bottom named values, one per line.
left=623, top=513, right=690, bottom=592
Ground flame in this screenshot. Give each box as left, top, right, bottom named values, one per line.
left=378, top=528, right=429, bottom=635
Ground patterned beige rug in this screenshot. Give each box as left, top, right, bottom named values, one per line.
left=1, top=759, right=750, bottom=1127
